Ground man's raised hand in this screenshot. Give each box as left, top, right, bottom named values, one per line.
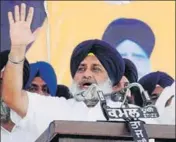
left=8, top=3, right=39, bottom=48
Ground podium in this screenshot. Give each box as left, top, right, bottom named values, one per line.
left=36, top=121, right=175, bottom=142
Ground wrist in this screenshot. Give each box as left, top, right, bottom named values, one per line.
left=10, top=47, right=26, bottom=61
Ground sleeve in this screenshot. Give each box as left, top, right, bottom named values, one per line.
left=11, top=91, right=73, bottom=141
left=155, top=82, right=175, bottom=116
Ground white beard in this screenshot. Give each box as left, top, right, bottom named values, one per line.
left=69, top=79, right=113, bottom=107
left=69, top=78, right=113, bottom=97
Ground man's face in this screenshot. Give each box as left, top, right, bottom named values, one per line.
left=113, top=76, right=129, bottom=92
left=27, top=77, right=49, bottom=96
left=72, top=55, right=113, bottom=94
left=116, top=40, right=151, bottom=78
left=151, top=85, right=164, bottom=104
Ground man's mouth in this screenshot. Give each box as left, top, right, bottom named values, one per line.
left=79, top=82, right=93, bottom=89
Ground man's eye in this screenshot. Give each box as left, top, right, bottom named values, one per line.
left=77, top=67, right=85, bottom=72
left=42, top=86, right=49, bottom=94
left=93, top=67, right=101, bottom=72
left=28, top=86, right=37, bottom=92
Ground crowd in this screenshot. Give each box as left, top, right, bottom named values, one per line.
left=0, top=3, right=175, bottom=142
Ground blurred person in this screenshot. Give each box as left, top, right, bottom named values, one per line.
left=137, top=71, right=175, bottom=125
left=138, top=71, right=174, bottom=105
left=0, top=50, right=32, bottom=142
left=25, top=61, right=57, bottom=96
left=102, top=18, right=155, bottom=78
left=112, top=58, right=138, bottom=104
left=155, top=81, right=175, bottom=125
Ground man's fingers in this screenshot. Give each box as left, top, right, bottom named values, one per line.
left=8, top=12, right=14, bottom=24
left=20, top=3, right=26, bottom=21
left=15, top=5, right=20, bottom=22
left=26, top=7, right=34, bottom=26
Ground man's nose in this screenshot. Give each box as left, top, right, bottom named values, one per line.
left=83, top=69, right=93, bottom=79
left=36, top=89, right=46, bottom=96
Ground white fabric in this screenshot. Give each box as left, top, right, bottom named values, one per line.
left=6, top=91, right=88, bottom=142
left=2, top=90, right=157, bottom=142
left=155, top=82, right=175, bottom=125
left=1, top=125, right=34, bottom=142
left=1, top=109, right=35, bottom=142
left=67, top=98, right=157, bottom=124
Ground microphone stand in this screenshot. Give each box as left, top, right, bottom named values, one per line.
left=97, top=85, right=151, bottom=142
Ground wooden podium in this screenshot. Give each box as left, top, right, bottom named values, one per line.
left=35, top=121, right=175, bottom=142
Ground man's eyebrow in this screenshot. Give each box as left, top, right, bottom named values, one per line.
left=30, top=84, right=38, bottom=87
left=92, top=64, right=103, bottom=68
left=79, top=63, right=86, bottom=67
left=132, top=53, right=146, bottom=58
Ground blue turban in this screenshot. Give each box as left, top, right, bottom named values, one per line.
left=123, top=58, right=138, bottom=83
left=70, top=39, right=125, bottom=86
left=102, top=18, right=155, bottom=57
left=0, top=50, right=30, bottom=89
left=138, top=71, right=174, bottom=95
left=25, top=61, right=57, bottom=96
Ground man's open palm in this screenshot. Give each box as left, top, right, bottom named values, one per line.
left=8, top=3, right=39, bottom=47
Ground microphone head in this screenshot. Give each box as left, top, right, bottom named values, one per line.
left=56, top=85, right=73, bottom=99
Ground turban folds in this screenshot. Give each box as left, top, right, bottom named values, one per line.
left=102, top=18, right=155, bottom=57
left=138, top=71, right=174, bottom=95
left=70, top=39, right=125, bottom=86
left=123, top=58, right=138, bottom=83
left=0, top=50, right=30, bottom=89
left=25, top=61, right=57, bottom=96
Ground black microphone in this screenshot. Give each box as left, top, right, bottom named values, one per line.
left=56, top=85, right=73, bottom=99
left=97, top=90, right=109, bottom=121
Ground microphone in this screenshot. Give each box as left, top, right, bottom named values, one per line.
left=97, top=90, right=109, bottom=121
left=127, top=83, right=152, bottom=107
left=108, top=83, right=152, bottom=107
left=56, top=85, right=73, bottom=99
left=73, top=84, right=99, bottom=107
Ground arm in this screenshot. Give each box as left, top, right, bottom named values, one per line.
left=2, top=3, right=39, bottom=117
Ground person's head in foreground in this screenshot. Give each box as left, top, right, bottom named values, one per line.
left=0, top=50, right=30, bottom=124
left=102, top=18, right=155, bottom=78
left=138, top=71, right=174, bottom=105
left=25, top=61, right=57, bottom=96
left=112, top=58, right=138, bottom=104
left=69, top=39, right=125, bottom=106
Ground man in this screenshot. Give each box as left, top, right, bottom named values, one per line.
left=102, top=18, right=155, bottom=78
left=138, top=71, right=174, bottom=105
left=0, top=50, right=31, bottom=142
left=69, top=39, right=125, bottom=104
left=25, top=61, right=57, bottom=96
left=137, top=71, right=175, bottom=125
left=2, top=3, right=126, bottom=141
left=155, top=82, right=175, bottom=125
left=112, top=58, right=138, bottom=104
